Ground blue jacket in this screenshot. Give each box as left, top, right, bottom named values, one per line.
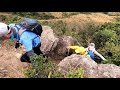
left=9, top=24, right=41, bottom=52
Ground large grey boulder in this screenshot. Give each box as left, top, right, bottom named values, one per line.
left=41, top=26, right=74, bottom=60
left=41, top=26, right=59, bottom=55
left=58, top=54, right=120, bottom=78
left=97, top=64, right=120, bottom=78
left=52, top=36, right=74, bottom=60
left=58, top=54, right=98, bottom=78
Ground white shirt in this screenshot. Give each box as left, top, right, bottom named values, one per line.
left=86, top=46, right=106, bottom=60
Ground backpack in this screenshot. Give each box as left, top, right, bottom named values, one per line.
left=16, top=18, right=43, bottom=37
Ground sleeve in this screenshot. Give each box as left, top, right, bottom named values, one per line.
left=94, top=50, right=106, bottom=60
left=67, top=46, right=80, bottom=50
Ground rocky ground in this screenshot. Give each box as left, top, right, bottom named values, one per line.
left=0, top=42, right=29, bottom=78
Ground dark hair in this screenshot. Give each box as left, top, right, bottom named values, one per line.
left=7, top=26, right=10, bottom=30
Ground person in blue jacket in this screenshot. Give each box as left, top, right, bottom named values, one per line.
left=0, top=22, right=43, bottom=63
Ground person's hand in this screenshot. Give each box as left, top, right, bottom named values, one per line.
left=102, top=58, right=107, bottom=61
left=15, top=53, right=22, bottom=59
left=15, top=42, right=20, bottom=49
left=101, top=59, right=108, bottom=64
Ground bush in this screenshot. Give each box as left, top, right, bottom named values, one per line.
left=51, top=68, right=85, bottom=78
left=0, top=15, right=22, bottom=24
left=99, top=42, right=120, bottom=66
left=12, top=12, right=55, bottom=20
left=93, top=22, right=120, bottom=65
left=25, top=55, right=85, bottom=78
left=93, top=29, right=118, bottom=49
left=25, top=55, right=56, bottom=78
left=65, top=68, right=84, bottom=78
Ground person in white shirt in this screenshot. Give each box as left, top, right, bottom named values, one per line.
left=86, top=43, right=106, bottom=61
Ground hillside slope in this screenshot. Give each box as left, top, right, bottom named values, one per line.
left=0, top=12, right=118, bottom=78
left=0, top=41, right=29, bottom=78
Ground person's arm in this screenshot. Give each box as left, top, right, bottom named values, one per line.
left=94, top=50, right=106, bottom=60
left=2, top=30, right=13, bottom=39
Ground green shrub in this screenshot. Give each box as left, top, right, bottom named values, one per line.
left=50, top=67, right=85, bottom=78
left=2, top=15, right=22, bottom=24
left=93, top=29, right=118, bottom=49
left=0, top=14, right=22, bottom=24
left=25, top=55, right=85, bottom=78
left=0, top=15, right=7, bottom=22
left=65, top=68, right=84, bottom=78
left=99, top=42, right=120, bottom=66
left=93, top=22, right=120, bottom=65
left=25, top=55, right=57, bottom=78
left=12, top=12, right=55, bottom=20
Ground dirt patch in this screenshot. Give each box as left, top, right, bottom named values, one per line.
left=0, top=44, right=29, bottom=78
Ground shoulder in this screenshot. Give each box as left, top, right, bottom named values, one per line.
left=9, top=23, right=16, bottom=27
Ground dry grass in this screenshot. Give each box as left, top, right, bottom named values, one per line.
left=50, top=12, right=64, bottom=18
left=64, top=13, right=115, bottom=27
left=40, top=13, right=116, bottom=34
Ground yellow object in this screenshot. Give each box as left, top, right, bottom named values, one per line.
left=67, top=46, right=88, bottom=55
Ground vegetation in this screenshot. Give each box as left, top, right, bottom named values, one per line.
left=25, top=55, right=85, bottom=78
left=94, top=22, right=120, bottom=66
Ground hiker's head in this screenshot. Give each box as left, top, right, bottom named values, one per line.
left=88, top=43, right=95, bottom=47
left=0, top=23, right=12, bottom=39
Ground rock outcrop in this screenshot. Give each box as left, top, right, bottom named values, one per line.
left=41, top=26, right=120, bottom=78
left=52, top=36, right=74, bottom=60
left=41, top=26, right=74, bottom=60
left=58, top=54, right=98, bottom=78
left=41, top=26, right=59, bottom=55
left=58, top=54, right=120, bottom=78
left=97, top=64, right=120, bottom=78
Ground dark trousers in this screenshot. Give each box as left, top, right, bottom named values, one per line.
left=20, top=43, right=43, bottom=63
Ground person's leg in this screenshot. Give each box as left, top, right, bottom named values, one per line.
left=88, top=51, right=94, bottom=60
left=20, top=53, right=31, bottom=63
left=33, top=43, right=46, bottom=58
left=33, top=43, right=43, bottom=55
